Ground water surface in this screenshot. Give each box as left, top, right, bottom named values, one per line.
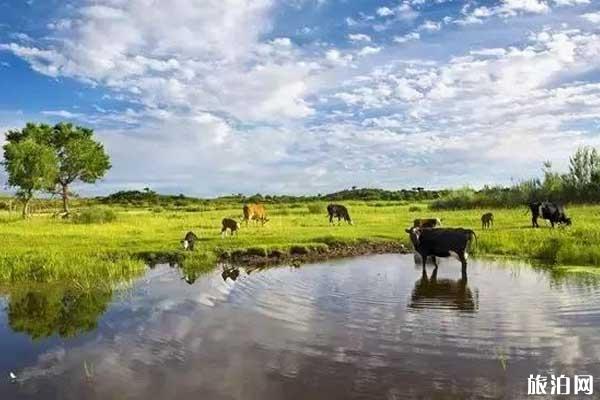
left=1, top=254, right=599, bottom=399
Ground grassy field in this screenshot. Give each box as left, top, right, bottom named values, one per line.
left=1, top=201, right=599, bottom=284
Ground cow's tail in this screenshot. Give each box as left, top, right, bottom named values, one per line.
left=468, top=230, right=477, bottom=251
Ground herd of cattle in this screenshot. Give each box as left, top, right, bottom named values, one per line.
left=180, top=201, right=572, bottom=278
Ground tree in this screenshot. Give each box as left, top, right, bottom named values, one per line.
left=51, top=123, right=111, bottom=214
left=3, top=139, right=58, bottom=218
left=565, top=146, right=600, bottom=200
left=4, top=122, right=111, bottom=215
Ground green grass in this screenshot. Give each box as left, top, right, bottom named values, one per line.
left=1, top=202, right=599, bottom=284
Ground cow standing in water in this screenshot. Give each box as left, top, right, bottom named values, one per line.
left=243, top=204, right=269, bottom=226
left=529, top=202, right=571, bottom=228
left=327, top=204, right=353, bottom=225
left=481, top=212, right=494, bottom=229
left=406, top=227, right=476, bottom=279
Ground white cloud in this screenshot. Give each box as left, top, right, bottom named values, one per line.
left=393, top=32, right=421, bottom=43
left=376, top=7, right=394, bottom=17
left=357, top=46, right=382, bottom=57
left=581, top=12, right=600, bottom=23
left=348, top=33, right=371, bottom=43
left=418, top=20, right=442, bottom=31
left=1, top=0, right=317, bottom=123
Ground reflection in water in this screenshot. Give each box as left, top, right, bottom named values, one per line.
left=7, top=287, right=112, bottom=340
left=409, top=267, right=478, bottom=312
left=2, top=255, right=600, bottom=400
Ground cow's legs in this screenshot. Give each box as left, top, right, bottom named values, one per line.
left=532, top=216, right=538, bottom=228
left=459, top=252, right=468, bottom=280
left=550, top=220, right=555, bottom=228
left=421, top=254, right=427, bottom=271
left=432, top=256, right=439, bottom=269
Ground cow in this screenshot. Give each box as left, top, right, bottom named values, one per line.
left=413, top=218, right=442, bottom=228
left=481, top=212, right=494, bottom=229
left=243, top=204, right=269, bottom=226
left=529, top=201, right=571, bottom=228
left=405, top=227, right=476, bottom=279
left=221, top=218, right=239, bottom=237
left=327, top=204, right=353, bottom=225
left=181, top=231, right=198, bottom=251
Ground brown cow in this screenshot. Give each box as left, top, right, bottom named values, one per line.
left=243, top=204, right=269, bottom=226
left=413, top=218, right=442, bottom=228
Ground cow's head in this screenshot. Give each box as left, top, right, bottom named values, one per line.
left=181, top=239, right=189, bottom=250
left=562, top=217, right=572, bottom=226
left=405, top=226, right=422, bottom=247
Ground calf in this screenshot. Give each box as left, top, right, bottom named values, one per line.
left=181, top=231, right=198, bottom=251
left=405, top=227, right=476, bottom=279
left=529, top=201, right=571, bottom=228
left=221, top=218, right=239, bottom=237
left=327, top=204, right=353, bottom=225
left=481, top=212, right=494, bottom=229
left=413, top=218, right=442, bottom=228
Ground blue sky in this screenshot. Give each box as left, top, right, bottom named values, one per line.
left=1, top=0, right=600, bottom=196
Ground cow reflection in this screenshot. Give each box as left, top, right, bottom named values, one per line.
left=221, top=268, right=240, bottom=282
left=409, top=267, right=478, bottom=312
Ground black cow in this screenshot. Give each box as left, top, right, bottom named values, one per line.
left=181, top=231, right=198, bottom=251
left=327, top=204, right=353, bottom=225
left=481, top=212, right=494, bottom=229
left=405, top=227, right=476, bottom=279
left=529, top=201, right=571, bottom=228
left=221, top=218, right=239, bottom=237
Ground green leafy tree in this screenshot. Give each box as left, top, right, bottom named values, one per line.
left=3, top=138, right=58, bottom=218
left=4, top=122, right=111, bottom=214
left=50, top=123, right=111, bottom=214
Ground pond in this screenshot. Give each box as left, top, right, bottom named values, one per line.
left=1, top=254, right=600, bottom=399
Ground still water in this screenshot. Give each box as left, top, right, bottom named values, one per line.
left=1, top=254, right=600, bottom=399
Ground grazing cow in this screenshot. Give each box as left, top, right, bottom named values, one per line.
left=327, top=204, right=353, bottom=225
left=529, top=201, right=571, bottom=228
left=409, top=267, right=476, bottom=312
left=413, top=218, right=442, bottom=228
left=181, top=231, right=198, bottom=251
left=221, top=268, right=240, bottom=282
left=221, top=218, right=239, bottom=237
left=405, top=227, right=476, bottom=279
left=481, top=212, right=494, bottom=229
left=243, top=204, right=269, bottom=226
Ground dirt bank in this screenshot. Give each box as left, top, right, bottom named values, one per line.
left=218, top=240, right=410, bottom=268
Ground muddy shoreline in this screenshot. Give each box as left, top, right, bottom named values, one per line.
left=217, top=240, right=410, bottom=268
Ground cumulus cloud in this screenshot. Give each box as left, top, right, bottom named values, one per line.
left=1, top=0, right=316, bottom=123
left=2, top=0, right=600, bottom=194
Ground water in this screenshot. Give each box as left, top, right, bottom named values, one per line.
left=1, top=254, right=600, bottom=399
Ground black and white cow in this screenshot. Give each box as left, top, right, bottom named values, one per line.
left=529, top=202, right=571, bottom=228
left=406, top=227, right=476, bottom=279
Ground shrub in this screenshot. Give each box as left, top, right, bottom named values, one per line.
left=408, top=206, right=421, bottom=212
left=307, top=203, right=325, bottom=214
left=72, top=208, right=117, bottom=224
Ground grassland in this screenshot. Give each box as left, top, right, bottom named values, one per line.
left=1, top=201, right=599, bottom=284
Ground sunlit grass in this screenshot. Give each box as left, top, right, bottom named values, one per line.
left=1, top=202, right=599, bottom=284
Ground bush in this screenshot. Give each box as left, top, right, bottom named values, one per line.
left=307, top=203, right=325, bottom=214
left=408, top=206, right=421, bottom=212
left=72, top=208, right=117, bottom=224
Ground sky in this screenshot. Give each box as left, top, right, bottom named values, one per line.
left=0, top=0, right=599, bottom=197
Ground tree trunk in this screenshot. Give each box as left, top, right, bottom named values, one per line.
left=22, top=197, right=31, bottom=219
left=61, top=184, right=69, bottom=215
